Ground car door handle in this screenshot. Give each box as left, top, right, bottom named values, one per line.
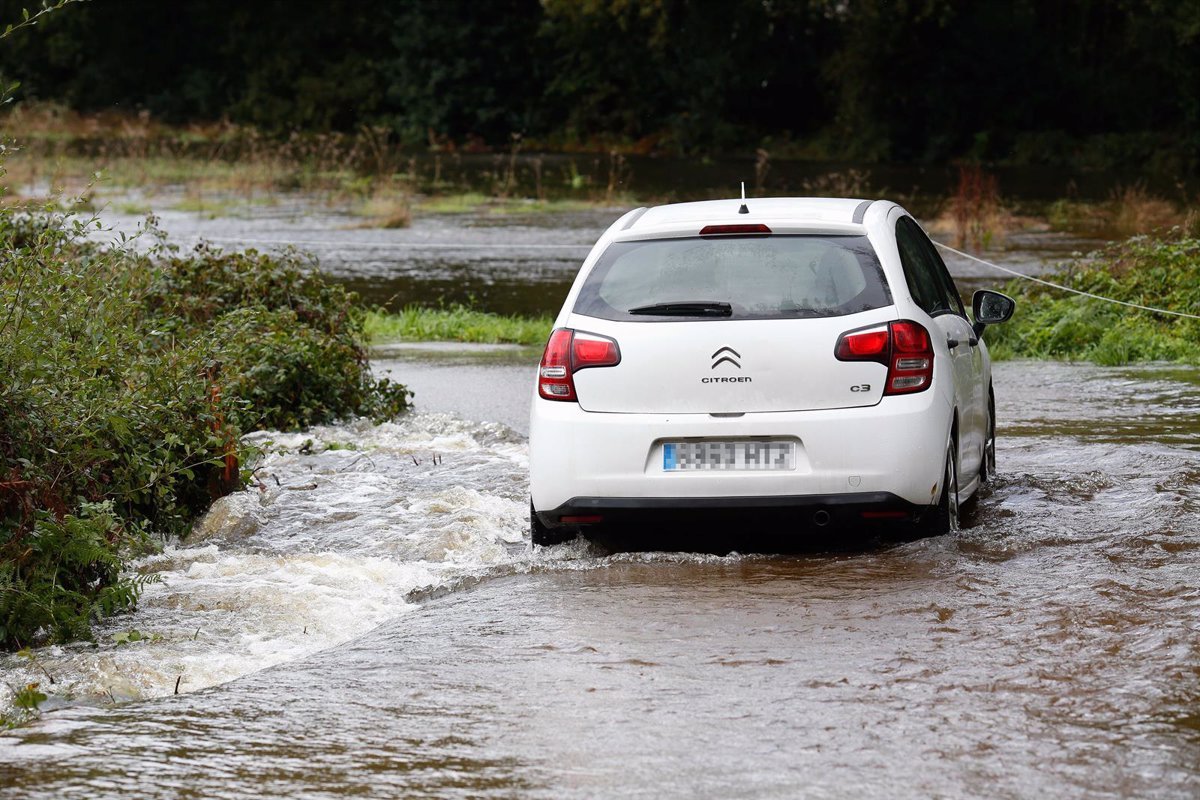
left=947, top=332, right=979, bottom=350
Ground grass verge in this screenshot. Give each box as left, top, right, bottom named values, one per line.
left=986, top=227, right=1200, bottom=365
left=365, top=306, right=553, bottom=346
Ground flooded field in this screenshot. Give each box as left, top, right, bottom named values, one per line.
left=1, top=355, right=1197, bottom=798
left=90, top=189, right=1107, bottom=317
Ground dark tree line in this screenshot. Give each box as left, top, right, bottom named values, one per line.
left=1, top=0, right=1198, bottom=165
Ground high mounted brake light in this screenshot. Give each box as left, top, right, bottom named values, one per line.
left=699, top=224, right=772, bottom=236
left=538, top=328, right=621, bottom=401
left=835, top=320, right=934, bottom=395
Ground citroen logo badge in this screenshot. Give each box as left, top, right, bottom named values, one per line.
left=711, top=346, right=741, bottom=370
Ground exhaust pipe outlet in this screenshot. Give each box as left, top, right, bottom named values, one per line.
left=813, top=509, right=831, bottom=527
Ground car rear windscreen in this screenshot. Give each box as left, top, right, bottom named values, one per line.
left=573, top=235, right=892, bottom=321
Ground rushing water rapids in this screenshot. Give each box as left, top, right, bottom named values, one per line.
left=0, top=412, right=535, bottom=707
left=0, top=358, right=1197, bottom=798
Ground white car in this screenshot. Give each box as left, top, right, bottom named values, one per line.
left=529, top=197, right=1014, bottom=545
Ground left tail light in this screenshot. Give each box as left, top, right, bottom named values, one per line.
left=538, top=328, right=621, bottom=401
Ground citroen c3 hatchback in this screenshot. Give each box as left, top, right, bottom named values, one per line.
left=528, top=198, right=1014, bottom=545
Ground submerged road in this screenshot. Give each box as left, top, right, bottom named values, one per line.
left=371, top=344, right=537, bottom=435
left=1, top=354, right=1198, bottom=798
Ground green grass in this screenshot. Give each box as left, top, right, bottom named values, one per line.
left=415, top=192, right=491, bottom=214
left=987, top=228, right=1200, bottom=365
left=481, top=197, right=602, bottom=215
left=414, top=192, right=614, bottom=216
left=365, top=305, right=553, bottom=345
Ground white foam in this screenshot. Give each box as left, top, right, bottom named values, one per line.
left=0, top=413, right=534, bottom=713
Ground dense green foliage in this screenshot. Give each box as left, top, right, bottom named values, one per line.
left=365, top=305, right=553, bottom=346
left=0, top=1, right=1197, bottom=165
left=0, top=211, right=410, bottom=649
left=987, top=229, right=1200, bottom=365
left=0, top=503, right=152, bottom=647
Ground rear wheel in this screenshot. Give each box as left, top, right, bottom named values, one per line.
left=530, top=501, right=576, bottom=547
left=922, top=441, right=960, bottom=535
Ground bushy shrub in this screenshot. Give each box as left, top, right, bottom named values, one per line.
left=213, top=306, right=408, bottom=431
left=0, top=210, right=410, bottom=648
left=144, top=244, right=355, bottom=334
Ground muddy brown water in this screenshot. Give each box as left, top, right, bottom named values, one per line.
left=1, top=357, right=1197, bottom=799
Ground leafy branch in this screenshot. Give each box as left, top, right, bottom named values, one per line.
left=1, top=1, right=87, bottom=106
left=0, top=0, right=85, bottom=41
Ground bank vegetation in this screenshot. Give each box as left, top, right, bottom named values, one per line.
left=0, top=208, right=410, bottom=651
left=987, top=225, right=1200, bottom=365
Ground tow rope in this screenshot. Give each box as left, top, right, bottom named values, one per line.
left=933, top=240, right=1200, bottom=321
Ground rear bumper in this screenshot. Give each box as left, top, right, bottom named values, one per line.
left=537, top=492, right=922, bottom=530
left=530, top=390, right=952, bottom=512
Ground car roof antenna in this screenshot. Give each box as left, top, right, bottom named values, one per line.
left=738, top=181, right=750, bottom=214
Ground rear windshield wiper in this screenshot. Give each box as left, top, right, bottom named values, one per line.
left=628, top=301, right=733, bottom=317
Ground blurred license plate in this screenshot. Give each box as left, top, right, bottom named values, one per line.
left=663, top=441, right=794, bottom=471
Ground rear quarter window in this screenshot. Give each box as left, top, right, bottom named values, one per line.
left=573, top=235, right=892, bottom=321
left=895, top=216, right=965, bottom=317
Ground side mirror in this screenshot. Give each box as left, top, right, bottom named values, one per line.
left=971, top=290, right=1015, bottom=338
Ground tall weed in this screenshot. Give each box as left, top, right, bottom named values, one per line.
left=950, top=164, right=1010, bottom=249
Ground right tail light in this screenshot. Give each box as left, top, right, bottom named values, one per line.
left=835, top=320, right=933, bottom=395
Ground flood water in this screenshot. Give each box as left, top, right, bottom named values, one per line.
left=5, top=188, right=1196, bottom=796
left=1, top=355, right=1197, bottom=798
